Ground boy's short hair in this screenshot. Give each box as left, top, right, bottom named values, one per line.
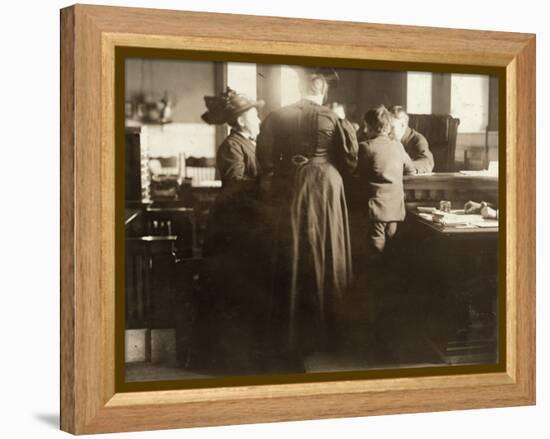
left=364, top=105, right=392, bottom=135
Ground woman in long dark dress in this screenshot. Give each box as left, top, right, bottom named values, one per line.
left=257, top=73, right=359, bottom=359
left=192, top=87, right=270, bottom=374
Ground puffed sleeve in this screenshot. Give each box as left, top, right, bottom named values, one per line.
left=333, top=118, right=359, bottom=176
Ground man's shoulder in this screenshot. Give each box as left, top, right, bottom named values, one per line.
left=409, top=128, right=428, bottom=145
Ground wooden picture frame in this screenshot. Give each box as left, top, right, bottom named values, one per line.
left=60, top=4, right=536, bottom=435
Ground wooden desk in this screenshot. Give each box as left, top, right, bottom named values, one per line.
left=407, top=208, right=498, bottom=238
left=400, top=206, right=499, bottom=365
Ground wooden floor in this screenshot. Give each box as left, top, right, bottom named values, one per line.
left=124, top=306, right=449, bottom=383
left=124, top=220, right=499, bottom=383
left=125, top=351, right=445, bottom=383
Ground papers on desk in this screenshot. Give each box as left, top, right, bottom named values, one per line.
left=416, top=208, right=498, bottom=229
left=418, top=212, right=436, bottom=222
left=417, top=206, right=437, bottom=214
left=434, top=213, right=471, bottom=226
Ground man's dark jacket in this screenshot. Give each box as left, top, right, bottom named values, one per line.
left=401, top=127, right=434, bottom=173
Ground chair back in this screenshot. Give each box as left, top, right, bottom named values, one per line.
left=407, top=114, right=460, bottom=172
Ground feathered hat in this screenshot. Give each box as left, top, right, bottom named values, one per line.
left=201, top=87, right=265, bottom=125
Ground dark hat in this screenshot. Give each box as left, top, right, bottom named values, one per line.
left=201, top=87, right=264, bottom=125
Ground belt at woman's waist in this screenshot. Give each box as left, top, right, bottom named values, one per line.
left=288, top=154, right=330, bottom=166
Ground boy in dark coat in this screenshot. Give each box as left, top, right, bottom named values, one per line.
left=358, top=105, right=415, bottom=256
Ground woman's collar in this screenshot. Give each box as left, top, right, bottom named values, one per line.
left=231, top=128, right=255, bottom=142
left=301, top=95, right=324, bottom=106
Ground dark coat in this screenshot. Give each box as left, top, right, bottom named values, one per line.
left=401, top=127, right=434, bottom=174
left=207, top=129, right=260, bottom=255
left=358, top=134, right=415, bottom=222
left=257, top=98, right=358, bottom=353
left=216, top=129, right=259, bottom=188
left=197, top=129, right=270, bottom=374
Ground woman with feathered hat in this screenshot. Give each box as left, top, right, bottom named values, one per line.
left=191, top=87, right=270, bottom=374
left=201, top=86, right=264, bottom=188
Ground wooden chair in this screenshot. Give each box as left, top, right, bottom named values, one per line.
left=407, top=114, right=460, bottom=172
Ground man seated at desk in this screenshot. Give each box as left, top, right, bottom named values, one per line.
left=389, top=105, right=434, bottom=174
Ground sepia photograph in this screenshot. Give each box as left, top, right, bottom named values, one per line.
left=122, top=55, right=501, bottom=385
